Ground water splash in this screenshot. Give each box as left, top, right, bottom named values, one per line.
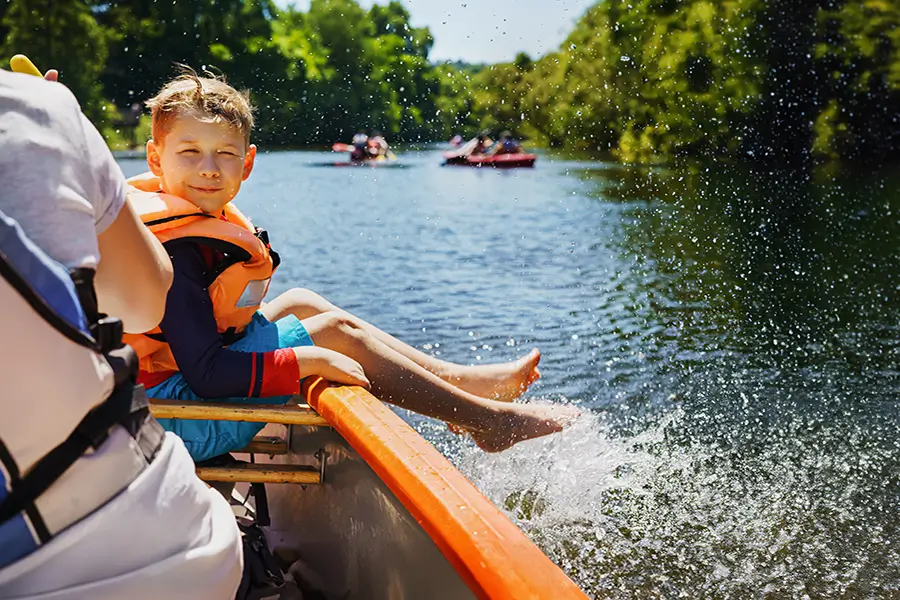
left=456, top=408, right=900, bottom=599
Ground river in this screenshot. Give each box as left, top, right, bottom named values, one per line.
left=118, top=148, right=900, bottom=599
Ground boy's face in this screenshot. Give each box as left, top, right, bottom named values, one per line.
left=147, top=111, right=256, bottom=214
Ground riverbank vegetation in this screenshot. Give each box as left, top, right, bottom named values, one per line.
left=471, top=0, right=900, bottom=164
left=0, top=0, right=465, bottom=146
left=2, top=0, right=898, bottom=163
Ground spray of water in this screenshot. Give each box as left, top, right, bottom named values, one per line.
left=454, top=404, right=900, bottom=599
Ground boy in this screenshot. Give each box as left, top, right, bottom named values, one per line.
left=128, top=70, right=579, bottom=461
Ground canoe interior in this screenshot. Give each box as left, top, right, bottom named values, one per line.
left=241, top=423, right=476, bottom=600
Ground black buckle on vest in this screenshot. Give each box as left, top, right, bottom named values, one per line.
left=71, top=268, right=124, bottom=353
left=221, top=326, right=247, bottom=346
left=91, top=316, right=124, bottom=354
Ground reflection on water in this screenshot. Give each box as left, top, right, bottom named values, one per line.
left=460, top=161, right=900, bottom=599
left=119, top=151, right=900, bottom=598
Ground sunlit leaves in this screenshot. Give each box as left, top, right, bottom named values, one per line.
left=468, top=0, right=898, bottom=163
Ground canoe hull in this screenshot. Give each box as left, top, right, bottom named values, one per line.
left=443, top=152, right=537, bottom=168
left=245, top=425, right=476, bottom=600
left=331, top=159, right=398, bottom=167
left=152, top=384, right=588, bottom=600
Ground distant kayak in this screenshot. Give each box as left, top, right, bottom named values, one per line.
left=332, top=142, right=397, bottom=166
left=331, top=157, right=400, bottom=167
left=443, top=151, right=537, bottom=168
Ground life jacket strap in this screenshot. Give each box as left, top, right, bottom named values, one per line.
left=70, top=267, right=124, bottom=354
left=0, top=345, right=164, bottom=526
left=254, top=228, right=281, bottom=270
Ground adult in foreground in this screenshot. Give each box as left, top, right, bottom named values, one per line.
left=0, top=68, right=242, bottom=599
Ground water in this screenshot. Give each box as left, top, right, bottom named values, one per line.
left=118, top=149, right=900, bottom=599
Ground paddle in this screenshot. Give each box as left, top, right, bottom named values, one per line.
left=447, top=137, right=479, bottom=158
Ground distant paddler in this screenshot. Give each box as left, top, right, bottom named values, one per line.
left=486, top=130, right=525, bottom=156
left=445, top=132, right=492, bottom=159
left=368, top=131, right=395, bottom=160
left=332, top=130, right=396, bottom=163
left=331, top=130, right=370, bottom=162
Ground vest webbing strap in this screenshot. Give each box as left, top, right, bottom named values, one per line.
left=0, top=438, right=50, bottom=542
left=0, top=347, right=164, bottom=525
left=0, top=244, right=97, bottom=353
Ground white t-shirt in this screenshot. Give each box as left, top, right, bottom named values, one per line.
left=0, top=70, right=123, bottom=269
left=0, top=70, right=242, bottom=599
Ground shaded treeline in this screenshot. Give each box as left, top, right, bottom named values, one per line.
left=0, top=0, right=472, bottom=145
left=472, top=0, right=900, bottom=164
left=1, top=0, right=898, bottom=163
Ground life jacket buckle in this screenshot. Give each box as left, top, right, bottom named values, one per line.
left=91, top=316, right=123, bottom=353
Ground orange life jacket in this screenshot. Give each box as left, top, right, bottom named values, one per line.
left=122, top=173, right=279, bottom=374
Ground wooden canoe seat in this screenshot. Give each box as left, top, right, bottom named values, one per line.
left=237, top=436, right=289, bottom=456
left=148, top=399, right=329, bottom=426
left=196, top=463, right=320, bottom=485
left=148, top=398, right=328, bottom=484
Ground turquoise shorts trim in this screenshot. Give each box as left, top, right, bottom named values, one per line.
left=148, top=312, right=313, bottom=462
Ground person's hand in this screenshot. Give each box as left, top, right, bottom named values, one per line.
left=293, top=346, right=370, bottom=388
left=43, top=69, right=59, bottom=82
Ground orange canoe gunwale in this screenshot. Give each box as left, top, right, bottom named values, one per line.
left=302, top=378, right=588, bottom=600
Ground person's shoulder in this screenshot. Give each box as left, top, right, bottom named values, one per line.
left=0, top=69, right=81, bottom=115
left=0, top=70, right=87, bottom=149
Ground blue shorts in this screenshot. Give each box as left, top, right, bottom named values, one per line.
left=148, top=312, right=314, bottom=462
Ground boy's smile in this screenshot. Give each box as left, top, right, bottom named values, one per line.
left=147, top=112, right=256, bottom=214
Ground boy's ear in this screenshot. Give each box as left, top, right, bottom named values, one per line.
left=242, top=144, right=257, bottom=181
left=146, top=140, right=163, bottom=177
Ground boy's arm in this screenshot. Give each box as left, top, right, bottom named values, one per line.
left=159, top=242, right=301, bottom=398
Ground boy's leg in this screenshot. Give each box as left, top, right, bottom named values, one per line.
left=299, top=311, right=578, bottom=452
left=148, top=374, right=275, bottom=462
left=262, top=288, right=541, bottom=401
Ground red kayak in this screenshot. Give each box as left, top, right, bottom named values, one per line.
left=443, top=151, right=537, bottom=168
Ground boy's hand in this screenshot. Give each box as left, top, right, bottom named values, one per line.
left=293, top=346, right=370, bottom=388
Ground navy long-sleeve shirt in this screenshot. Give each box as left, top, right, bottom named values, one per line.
left=139, top=240, right=299, bottom=398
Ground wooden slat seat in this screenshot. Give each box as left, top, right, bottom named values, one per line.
left=148, top=399, right=328, bottom=426
left=196, top=463, right=320, bottom=485
left=238, top=436, right=289, bottom=456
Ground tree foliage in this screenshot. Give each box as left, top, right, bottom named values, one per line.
left=1, top=0, right=110, bottom=125
left=468, top=0, right=900, bottom=163
left=2, top=0, right=463, bottom=146
left=1, top=0, right=896, bottom=161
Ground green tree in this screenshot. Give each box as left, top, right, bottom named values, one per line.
left=1, top=0, right=109, bottom=125
left=468, top=0, right=899, bottom=163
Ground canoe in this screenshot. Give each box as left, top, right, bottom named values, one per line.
left=149, top=379, right=588, bottom=599
left=331, top=143, right=398, bottom=167
left=443, top=152, right=537, bottom=168
left=331, top=156, right=399, bottom=167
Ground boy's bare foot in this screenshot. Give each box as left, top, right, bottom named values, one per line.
left=448, top=348, right=542, bottom=402
left=446, top=349, right=542, bottom=435
left=465, top=402, right=580, bottom=453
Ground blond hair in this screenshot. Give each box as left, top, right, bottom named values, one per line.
left=146, top=67, right=254, bottom=144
